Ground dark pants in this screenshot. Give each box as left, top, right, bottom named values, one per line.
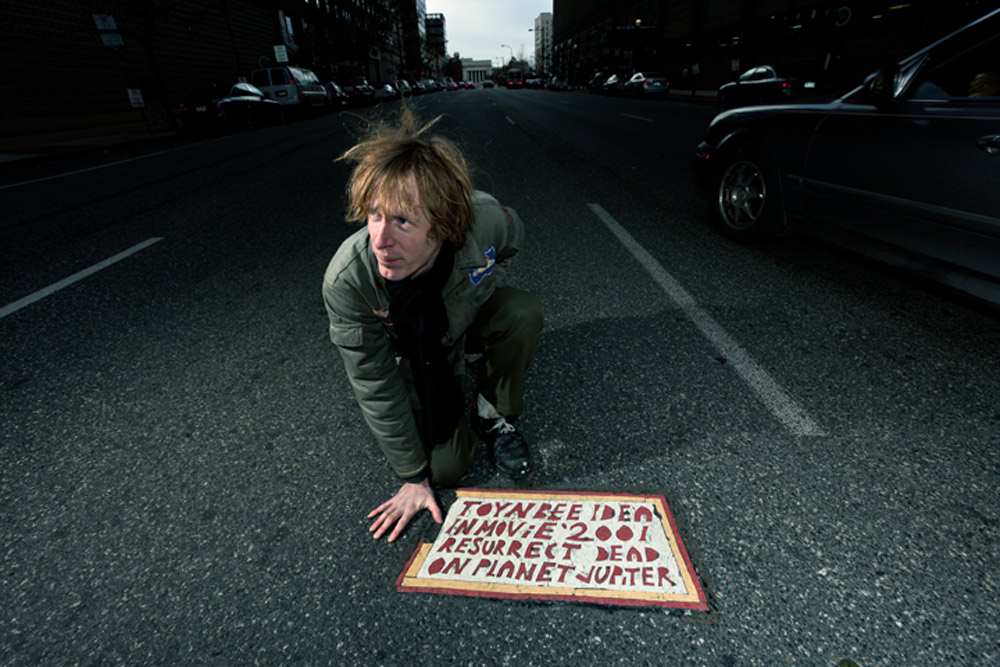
left=421, top=286, right=543, bottom=484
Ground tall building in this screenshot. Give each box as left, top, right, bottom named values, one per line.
left=394, top=0, right=427, bottom=77
left=425, top=13, right=446, bottom=56
left=0, top=0, right=411, bottom=135
left=552, top=0, right=991, bottom=89
left=534, top=13, right=553, bottom=74
left=424, top=13, right=446, bottom=75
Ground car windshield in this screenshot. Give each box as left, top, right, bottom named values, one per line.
left=290, top=68, right=318, bottom=84
left=230, top=84, right=262, bottom=97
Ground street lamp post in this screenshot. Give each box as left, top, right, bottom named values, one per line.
left=500, top=43, right=513, bottom=65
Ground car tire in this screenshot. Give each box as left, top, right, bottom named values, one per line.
left=712, top=142, right=782, bottom=241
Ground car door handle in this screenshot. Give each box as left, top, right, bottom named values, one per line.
left=977, top=135, right=1000, bottom=155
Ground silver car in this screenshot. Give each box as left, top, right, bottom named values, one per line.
left=623, top=72, right=670, bottom=98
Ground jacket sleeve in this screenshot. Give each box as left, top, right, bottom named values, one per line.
left=322, top=268, right=427, bottom=479
left=471, top=191, right=523, bottom=266
left=497, top=204, right=524, bottom=263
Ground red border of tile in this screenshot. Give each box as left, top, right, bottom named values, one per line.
left=397, top=488, right=708, bottom=610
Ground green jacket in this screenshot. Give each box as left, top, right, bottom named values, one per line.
left=322, top=191, right=524, bottom=478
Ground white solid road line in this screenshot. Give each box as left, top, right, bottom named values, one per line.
left=0, top=237, right=164, bottom=320
left=620, top=113, right=655, bottom=123
left=0, top=136, right=230, bottom=191
left=587, top=203, right=825, bottom=437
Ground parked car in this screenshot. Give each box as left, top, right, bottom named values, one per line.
left=337, top=76, right=376, bottom=105
left=176, top=82, right=283, bottom=132
left=323, top=80, right=350, bottom=109
left=695, top=8, right=1000, bottom=306
left=482, top=80, right=495, bottom=88
left=374, top=83, right=398, bottom=101
left=419, top=78, right=442, bottom=92
left=249, top=66, right=327, bottom=113
left=546, top=78, right=568, bottom=91
left=587, top=71, right=608, bottom=94
left=460, top=81, right=475, bottom=89
left=601, top=73, right=626, bottom=95
left=716, top=65, right=829, bottom=108
left=623, top=71, right=670, bottom=97
left=393, top=79, right=413, bottom=96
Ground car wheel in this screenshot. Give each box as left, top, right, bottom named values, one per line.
left=712, top=142, right=781, bottom=240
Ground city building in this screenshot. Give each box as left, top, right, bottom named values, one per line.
left=461, top=59, right=494, bottom=84
left=424, top=13, right=447, bottom=75
left=397, top=0, right=428, bottom=78
left=534, top=13, right=553, bottom=75
left=0, top=0, right=429, bottom=137
left=552, top=0, right=993, bottom=91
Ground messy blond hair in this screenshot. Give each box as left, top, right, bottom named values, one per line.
left=340, top=108, right=474, bottom=246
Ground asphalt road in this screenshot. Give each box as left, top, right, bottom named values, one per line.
left=2, top=89, right=999, bottom=665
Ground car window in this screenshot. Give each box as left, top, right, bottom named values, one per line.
left=251, top=70, right=270, bottom=87
left=273, top=69, right=290, bottom=85
left=911, top=33, right=1000, bottom=99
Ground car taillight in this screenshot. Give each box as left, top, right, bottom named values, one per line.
left=644, top=81, right=650, bottom=87
left=782, top=81, right=789, bottom=88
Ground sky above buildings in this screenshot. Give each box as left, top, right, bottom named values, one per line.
left=426, top=0, right=552, bottom=65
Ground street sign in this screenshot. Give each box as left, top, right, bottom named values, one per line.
left=274, top=45, right=288, bottom=63
left=398, top=488, right=708, bottom=610
left=93, top=13, right=123, bottom=47
left=92, top=14, right=117, bottom=31
left=127, top=89, right=145, bottom=108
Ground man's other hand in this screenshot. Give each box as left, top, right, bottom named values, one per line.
left=367, top=479, right=443, bottom=543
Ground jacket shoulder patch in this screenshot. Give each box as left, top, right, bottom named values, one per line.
left=468, top=245, right=496, bottom=286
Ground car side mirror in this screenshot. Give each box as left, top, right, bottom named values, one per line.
left=864, top=65, right=900, bottom=108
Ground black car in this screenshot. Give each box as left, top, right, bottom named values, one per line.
left=337, top=76, right=376, bottom=105
left=623, top=71, right=670, bottom=98
left=587, top=71, right=608, bottom=94
left=601, top=73, right=626, bottom=95
left=176, top=82, right=283, bottom=132
left=696, top=8, right=1000, bottom=306
left=717, top=65, right=835, bottom=108
left=323, top=81, right=350, bottom=109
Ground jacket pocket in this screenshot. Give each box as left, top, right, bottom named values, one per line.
left=329, top=321, right=364, bottom=348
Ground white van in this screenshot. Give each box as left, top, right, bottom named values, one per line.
left=250, top=66, right=326, bottom=110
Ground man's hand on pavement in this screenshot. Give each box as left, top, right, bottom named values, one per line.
left=367, top=478, right=443, bottom=543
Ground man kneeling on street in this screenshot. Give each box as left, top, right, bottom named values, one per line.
left=322, top=112, right=543, bottom=543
